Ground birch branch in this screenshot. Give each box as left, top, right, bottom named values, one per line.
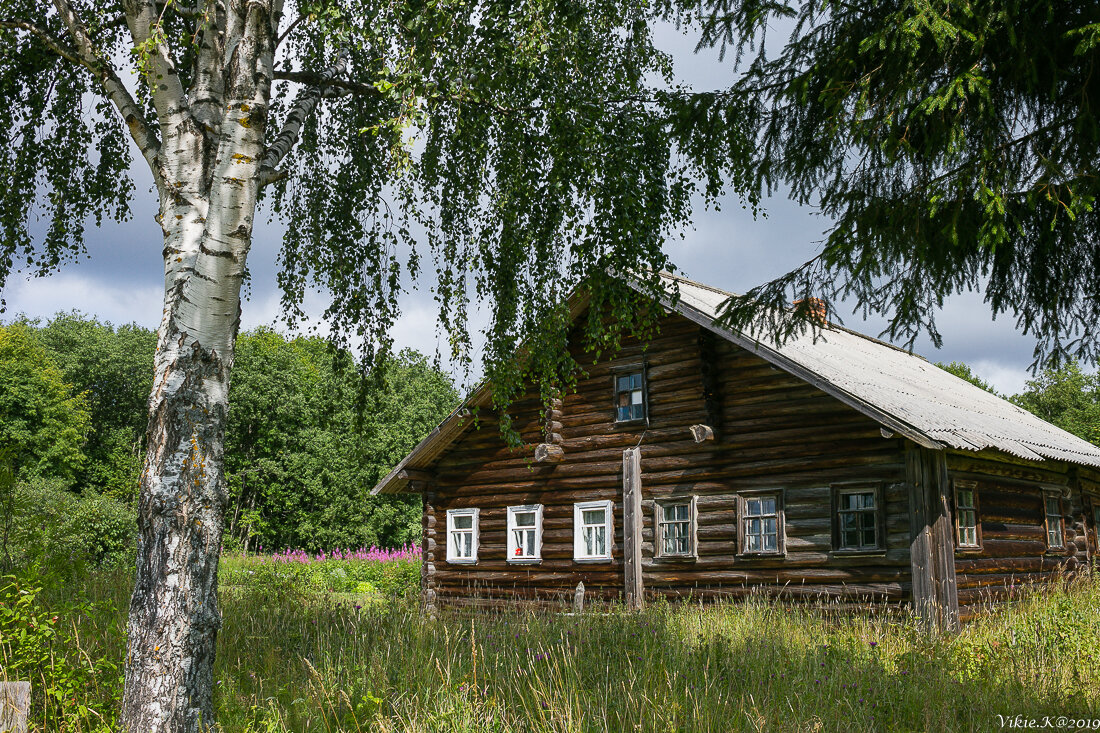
left=188, top=0, right=226, bottom=129
left=0, top=18, right=82, bottom=65
left=46, top=1, right=165, bottom=184
left=258, top=51, right=349, bottom=186
left=118, top=0, right=189, bottom=118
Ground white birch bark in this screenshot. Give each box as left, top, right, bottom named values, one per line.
left=115, top=1, right=281, bottom=730
left=41, top=0, right=330, bottom=726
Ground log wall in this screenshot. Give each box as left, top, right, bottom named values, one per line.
left=426, top=313, right=913, bottom=609
left=421, top=309, right=1098, bottom=615
left=946, top=451, right=1090, bottom=618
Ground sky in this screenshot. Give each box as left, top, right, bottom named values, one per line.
left=2, top=22, right=1052, bottom=397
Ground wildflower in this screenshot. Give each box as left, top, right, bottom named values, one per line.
left=869, top=641, right=878, bottom=648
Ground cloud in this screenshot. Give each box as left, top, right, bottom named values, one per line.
left=3, top=272, right=163, bottom=328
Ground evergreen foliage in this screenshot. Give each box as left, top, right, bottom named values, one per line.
left=679, top=0, right=1100, bottom=365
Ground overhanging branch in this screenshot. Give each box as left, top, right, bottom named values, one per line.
left=0, top=18, right=82, bottom=65
left=46, top=2, right=165, bottom=185
left=260, top=51, right=350, bottom=186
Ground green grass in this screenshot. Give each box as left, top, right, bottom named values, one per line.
left=4, top=566, right=1100, bottom=731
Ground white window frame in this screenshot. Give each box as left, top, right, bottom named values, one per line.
left=654, top=496, right=698, bottom=559
left=446, top=508, right=480, bottom=564
left=574, top=499, right=614, bottom=562
left=507, top=504, right=544, bottom=563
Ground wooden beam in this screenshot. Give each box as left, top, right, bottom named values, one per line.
left=0, top=681, right=30, bottom=733
left=689, top=424, right=715, bottom=443
left=534, top=443, right=565, bottom=463
left=906, top=445, right=960, bottom=633
left=397, top=468, right=433, bottom=483
left=422, top=490, right=438, bottom=616
left=622, top=447, right=644, bottom=610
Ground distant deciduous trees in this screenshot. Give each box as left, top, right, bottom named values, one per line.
left=2, top=315, right=458, bottom=550
left=938, top=359, right=1100, bottom=447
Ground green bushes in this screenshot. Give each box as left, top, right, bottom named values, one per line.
left=0, top=576, right=123, bottom=731
left=219, top=555, right=421, bottom=598
left=5, top=478, right=135, bottom=580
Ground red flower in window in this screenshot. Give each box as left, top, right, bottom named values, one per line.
left=515, top=547, right=522, bottom=555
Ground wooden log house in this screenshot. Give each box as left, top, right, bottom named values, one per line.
left=372, top=274, right=1100, bottom=629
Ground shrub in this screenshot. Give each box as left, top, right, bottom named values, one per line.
left=0, top=576, right=122, bottom=731
left=8, top=478, right=135, bottom=580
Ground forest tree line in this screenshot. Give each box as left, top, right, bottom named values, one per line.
left=2, top=312, right=1098, bottom=572
left=0, top=314, right=458, bottom=569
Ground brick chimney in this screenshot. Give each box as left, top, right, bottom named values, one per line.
left=793, top=297, right=828, bottom=324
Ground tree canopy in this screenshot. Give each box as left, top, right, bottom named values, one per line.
left=682, top=0, right=1100, bottom=365
left=0, top=323, right=90, bottom=480
left=1011, top=362, right=1100, bottom=447
left=5, top=315, right=457, bottom=549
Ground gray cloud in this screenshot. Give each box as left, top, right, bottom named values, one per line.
left=1, top=21, right=1067, bottom=397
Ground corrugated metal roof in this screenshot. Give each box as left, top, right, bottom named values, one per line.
left=662, top=272, right=1100, bottom=468
left=372, top=272, right=1100, bottom=494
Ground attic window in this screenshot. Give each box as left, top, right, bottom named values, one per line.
left=614, top=370, right=647, bottom=423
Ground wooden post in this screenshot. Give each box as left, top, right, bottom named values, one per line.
left=622, top=448, right=644, bottom=610
left=0, top=682, right=30, bottom=733
left=422, top=490, right=438, bottom=616
left=906, top=445, right=960, bottom=632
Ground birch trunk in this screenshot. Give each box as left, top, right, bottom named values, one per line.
left=119, top=2, right=278, bottom=728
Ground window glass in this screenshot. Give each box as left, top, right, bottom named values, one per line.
left=659, top=502, right=692, bottom=556
left=575, top=501, right=612, bottom=560
left=742, top=494, right=780, bottom=554
left=1045, top=495, right=1064, bottom=548
left=508, top=505, right=542, bottom=561
left=447, top=509, right=478, bottom=562
left=615, top=371, right=646, bottom=422
left=955, top=488, right=979, bottom=547
left=837, top=489, right=878, bottom=550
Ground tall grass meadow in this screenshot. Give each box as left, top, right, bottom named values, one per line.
left=2, top=548, right=1098, bottom=732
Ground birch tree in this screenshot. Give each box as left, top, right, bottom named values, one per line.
left=0, top=0, right=748, bottom=729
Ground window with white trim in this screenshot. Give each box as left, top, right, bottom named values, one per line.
left=738, top=492, right=783, bottom=555
left=507, top=504, right=543, bottom=563
left=574, top=500, right=613, bottom=561
left=655, top=497, right=697, bottom=558
left=1043, top=492, right=1065, bottom=549
left=446, top=508, right=479, bottom=563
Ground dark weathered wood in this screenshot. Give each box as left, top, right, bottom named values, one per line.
left=0, top=682, right=30, bottom=733
left=623, top=447, right=644, bottom=609
left=689, top=424, right=715, bottom=443
left=534, top=443, right=565, bottom=463
left=907, top=446, right=960, bottom=632
left=422, top=490, right=438, bottom=614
